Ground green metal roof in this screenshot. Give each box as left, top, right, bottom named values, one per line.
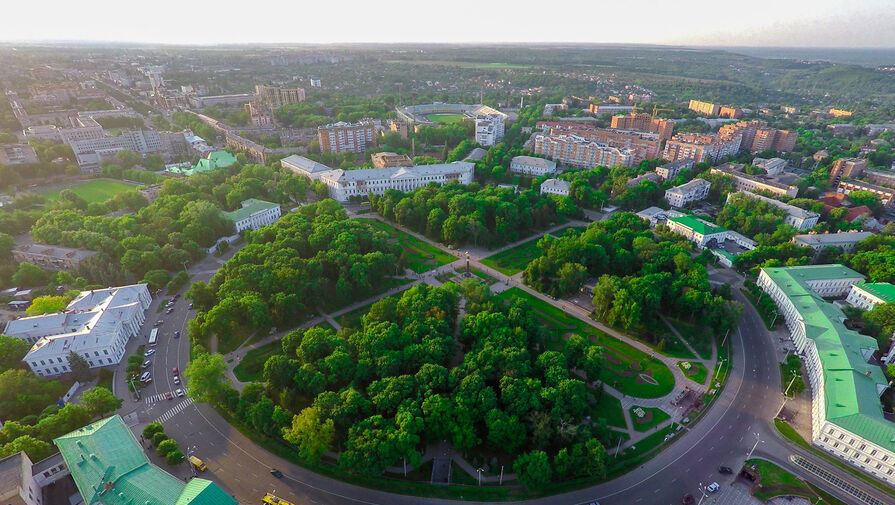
left=855, top=282, right=895, bottom=304
left=53, top=415, right=236, bottom=505
left=760, top=265, right=895, bottom=451
left=206, top=150, right=237, bottom=168
left=668, top=215, right=727, bottom=235
left=222, top=198, right=280, bottom=223
left=166, top=151, right=237, bottom=177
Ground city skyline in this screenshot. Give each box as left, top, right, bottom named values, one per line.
left=2, top=0, right=894, bottom=48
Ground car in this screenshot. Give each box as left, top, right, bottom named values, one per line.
left=164, top=392, right=173, bottom=401
left=174, top=388, right=185, bottom=397
left=172, top=367, right=179, bottom=376
left=188, top=302, right=193, bottom=309
left=270, top=468, right=283, bottom=478
left=165, top=308, right=173, bottom=314
left=706, top=482, right=720, bottom=493
left=719, top=466, right=733, bottom=474
left=155, top=320, right=163, bottom=326
left=173, top=331, right=180, bottom=339
left=140, top=372, right=152, bottom=382
left=681, top=494, right=695, bottom=505
left=173, top=377, right=181, bottom=385
left=144, top=349, right=156, bottom=357
left=142, top=360, right=151, bottom=368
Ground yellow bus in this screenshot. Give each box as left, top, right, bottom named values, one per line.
left=261, top=493, right=294, bottom=505
left=188, top=456, right=206, bottom=471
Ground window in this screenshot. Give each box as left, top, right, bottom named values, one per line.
left=40, top=360, right=45, bottom=365
left=88, top=361, right=94, bottom=366
left=104, top=349, right=109, bottom=355
left=94, top=351, right=99, bottom=357
left=871, top=449, right=878, bottom=456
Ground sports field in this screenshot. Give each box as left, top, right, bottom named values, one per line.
left=426, top=113, right=466, bottom=124
left=44, top=179, right=139, bottom=204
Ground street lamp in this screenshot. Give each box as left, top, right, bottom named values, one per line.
left=477, top=467, right=483, bottom=486
left=746, top=432, right=761, bottom=460
left=696, top=482, right=708, bottom=505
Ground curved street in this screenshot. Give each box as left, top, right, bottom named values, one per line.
left=112, top=220, right=891, bottom=505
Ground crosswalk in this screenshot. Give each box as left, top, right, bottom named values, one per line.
left=144, top=388, right=189, bottom=406
left=155, top=397, right=195, bottom=424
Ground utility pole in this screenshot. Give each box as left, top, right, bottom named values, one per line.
left=746, top=433, right=761, bottom=460
left=499, top=465, right=504, bottom=485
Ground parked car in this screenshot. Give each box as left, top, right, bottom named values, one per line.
left=164, top=392, right=173, bottom=401
left=174, top=388, right=185, bottom=397
left=270, top=469, right=283, bottom=478
left=706, top=482, right=720, bottom=493
left=718, top=466, right=733, bottom=474
left=165, top=308, right=173, bottom=314
left=144, top=349, right=156, bottom=357
left=155, top=320, right=163, bottom=326
left=140, top=372, right=152, bottom=382
left=142, top=360, right=151, bottom=369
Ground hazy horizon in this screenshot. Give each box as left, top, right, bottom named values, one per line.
left=3, top=0, right=893, bottom=49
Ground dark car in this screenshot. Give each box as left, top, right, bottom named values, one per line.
left=719, top=466, right=733, bottom=474
left=681, top=494, right=695, bottom=505
left=173, top=331, right=180, bottom=339
left=270, top=468, right=283, bottom=478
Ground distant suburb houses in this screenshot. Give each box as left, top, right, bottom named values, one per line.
left=281, top=155, right=474, bottom=202
left=3, top=284, right=151, bottom=377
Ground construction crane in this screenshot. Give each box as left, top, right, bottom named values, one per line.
left=633, top=103, right=674, bottom=121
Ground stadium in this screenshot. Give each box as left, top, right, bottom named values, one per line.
left=396, top=102, right=507, bottom=126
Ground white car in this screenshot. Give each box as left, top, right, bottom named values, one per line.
left=174, top=388, right=185, bottom=398
left=706, top=482, right=720, bottom=493
left=144, top=349, right=156, bottom=357
left=173, top=376, right=181, bottom=385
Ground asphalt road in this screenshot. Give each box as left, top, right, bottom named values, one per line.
left=113, top=238, right=888, bottom=505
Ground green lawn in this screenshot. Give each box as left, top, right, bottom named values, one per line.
left=608, top=425, right=674, bottom=477
left=367, top=220, right=455, bottom=273
left=495, top=288, right=675, bottom=399
left=746, top=459, right=845, bottom=504
left=678, top=361, right=708, bottom=385
left=481, top=239, right=543, bottom=275
left=663, top=316, right=714, bottom=359
left=426, top=113, right=466, bottom=124
left=45, top=179, right=139, bottom=204
left=469, top=268, right=497, bottom=285
left=629, top=406, right=671, bottom=432
left=592, top=391, right=627, bottom=429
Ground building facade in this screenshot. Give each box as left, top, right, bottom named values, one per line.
left=662, top=133, right=742, bottom=163
left=792, top=232, right=874, bottom=253
left=665, top=215, right=729, bottom=248
left=609, top=113, right=674, bottom=141
left=845, top=282, right=895, bottom=311
left=254, top=84, right=306, bottom=108
left=589, top=104, right=634, bottom=115
left=756, top=265, right=895, bottom=486
left=829, top=158, right=868, bottom=184
left=664, top=178, right=711, bottom=208
left=222, top=199, right=282, bottom=233
left=530, top=133, right=635, bottom=169
left=688, top=100, right=720, bottom=116
left=510, top=155, right=557, bottom=176
left=318, top=120, right=376, bottom=154
left=836, top=179, right=895, bottom=209
left=475, top=114, right=505, bottom=146
left=719, top=106, right=744, bottom=119
left=4, top=284, right=151, bottom=377
left=655, top=159, right=695, bottom=180
left=711, top=163, right=799, bottom=198
left=540, top=178, right=570, bottom=196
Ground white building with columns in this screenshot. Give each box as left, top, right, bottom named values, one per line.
left=756, top=265, right=895, bottom=485
left=4, top=284, right=151, bottom=377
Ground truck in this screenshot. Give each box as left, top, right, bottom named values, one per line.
left=188, top=456, right=207, bottom=471
left=261, top=493, right=294, bottom=505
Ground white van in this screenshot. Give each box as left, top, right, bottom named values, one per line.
left=140, top=371, right=152, bottom=382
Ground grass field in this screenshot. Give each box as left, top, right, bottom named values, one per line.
left=664, top=316, right=714, bottom=360
left=426, top=113, right=466, bottom=124
left=592, top=392, right=627, bottom=429
left=678, top=361, right=708, bottom=385
left=495, top=288, right=675, bottom=398
left=44, top=179, right=139, bottom=204
left=480, top=239, right=543, bottom=275
left=367, top=220, right=455, bottom=273
left=745, top=459, right=845, bottom=504
left=630, top=406, right=671, bottom=432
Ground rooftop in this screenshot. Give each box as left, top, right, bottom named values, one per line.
left=222, top=199, right=280, bottom=223
left=511, top=156, right=556, bottom=169
left=760, top=265, right=895, bottom=451
left=12, top=242, right=98, bottom=262
left=792, top=231, right=874, bottom=245
left=668, top=215, right=726, bottom=235
left=541, top=178, right=571, bottom=191
left=667, top=178, right=711, bottom=194
left=280, top=154, right=333, bottom=174
left=54, top=415, right=236, bottom=505
left=732, top=191, right=819, bottom=220
left=322, top=162, right=474, bottom=184
left=854, top=282, right=895, bottom=304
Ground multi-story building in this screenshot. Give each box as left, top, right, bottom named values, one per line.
left=711, top=163, right=799, bottom=198
left=0, top=144, right=39, bottom=165
left=750, top=127, right=797, bottom=153
left=54, top=415, right=237, bottom=505
left=188, top=93, right=253, bottom=108
left=664, top=178, right=711, bottom=208
left=244, top=100, right=273, bottom=127
left=475, top=114, right=505, bottom=146
left=12, top=242, right=98, bottom=271
left=756, top=265, right=895, bottom=486
left=222, top=199, right=282, bottom=233
left=388, top=119, right=410, bottom=140
left=318, top=120, right=376, bottom=154
left=309, top=76, right=322, bottom=88
left=589, top=104, right=635, bottom=116
left=4, top=284, right=151, bottom=377
left=837, top=179, right=895, bottom=209
left=829, top=158, right=868, bottom=184
left=752, top=157, right=788, bottom=175
left=688, top=100, right=720, bottom=116
left=845, top=282, right=895, bottom=311
left=719, top=106, right=744, bottom=119
left=535, top=123, right=661, bottom=163
left=540, top=178, right=570, bottom=196
left=655, top=159, right=695, bottom=180
left=530, top=133, right=635, bottom=168
left=609, top=113, right=674, bottom=141
left=665, top=215, right=732, bottom=248
left=627, top=172, right=662, bottom=187
left=792, top=231, right=874, bottom=253
left=829, top=108, right=853, bottom=117
left=662, top=133, right=742, bottom=164
left=727, top=191, right=819, bottom=230
left=254, top=84, right=306, bottom=108
left=371, top=152, right=413, bottom=168
left=864, top=170, right=895, bottom=187
left=510, top=156, right=557, bottom=176
left=284, top=157, right=475, bottom=201
left=636, top=206, right=685, bottom=227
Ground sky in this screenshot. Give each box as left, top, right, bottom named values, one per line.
left=3, top=0, right=894, bottom=48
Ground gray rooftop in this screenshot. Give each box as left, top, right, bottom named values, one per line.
left=324, top=162, right=474, bottom=183
left=793, top=232, right=874, bottom=245
left=667, top=178, right=710, bottom=194
left=280, top=154, right=333, bottom=174
left=511, top=156, right=556, bottom=169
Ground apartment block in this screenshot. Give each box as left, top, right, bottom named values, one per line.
left=829, top=158, right=867, bottom=184
left=664, top=178, right=711, bottom=208
left=610, top=113, right=675, bottom=141
left=318, top=120, right=376, bottom=154
left=254, top=84, right=306, bottom=108
left=655, top=159, right=695, bottom=180
left=475, top=114, right=505, bottom=146
left=530, top=133, right=635, bottom=169
left=719, top=106, right=744, bottom=119
left=589, top=104, right=635, bottom=116
left=836, top=179, right=895, bottom=209
left=388, top=119, right=410, bottom=140
left=662, top=133, right=742, bottom=164
left=688, top=100, right=720, bottom=116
